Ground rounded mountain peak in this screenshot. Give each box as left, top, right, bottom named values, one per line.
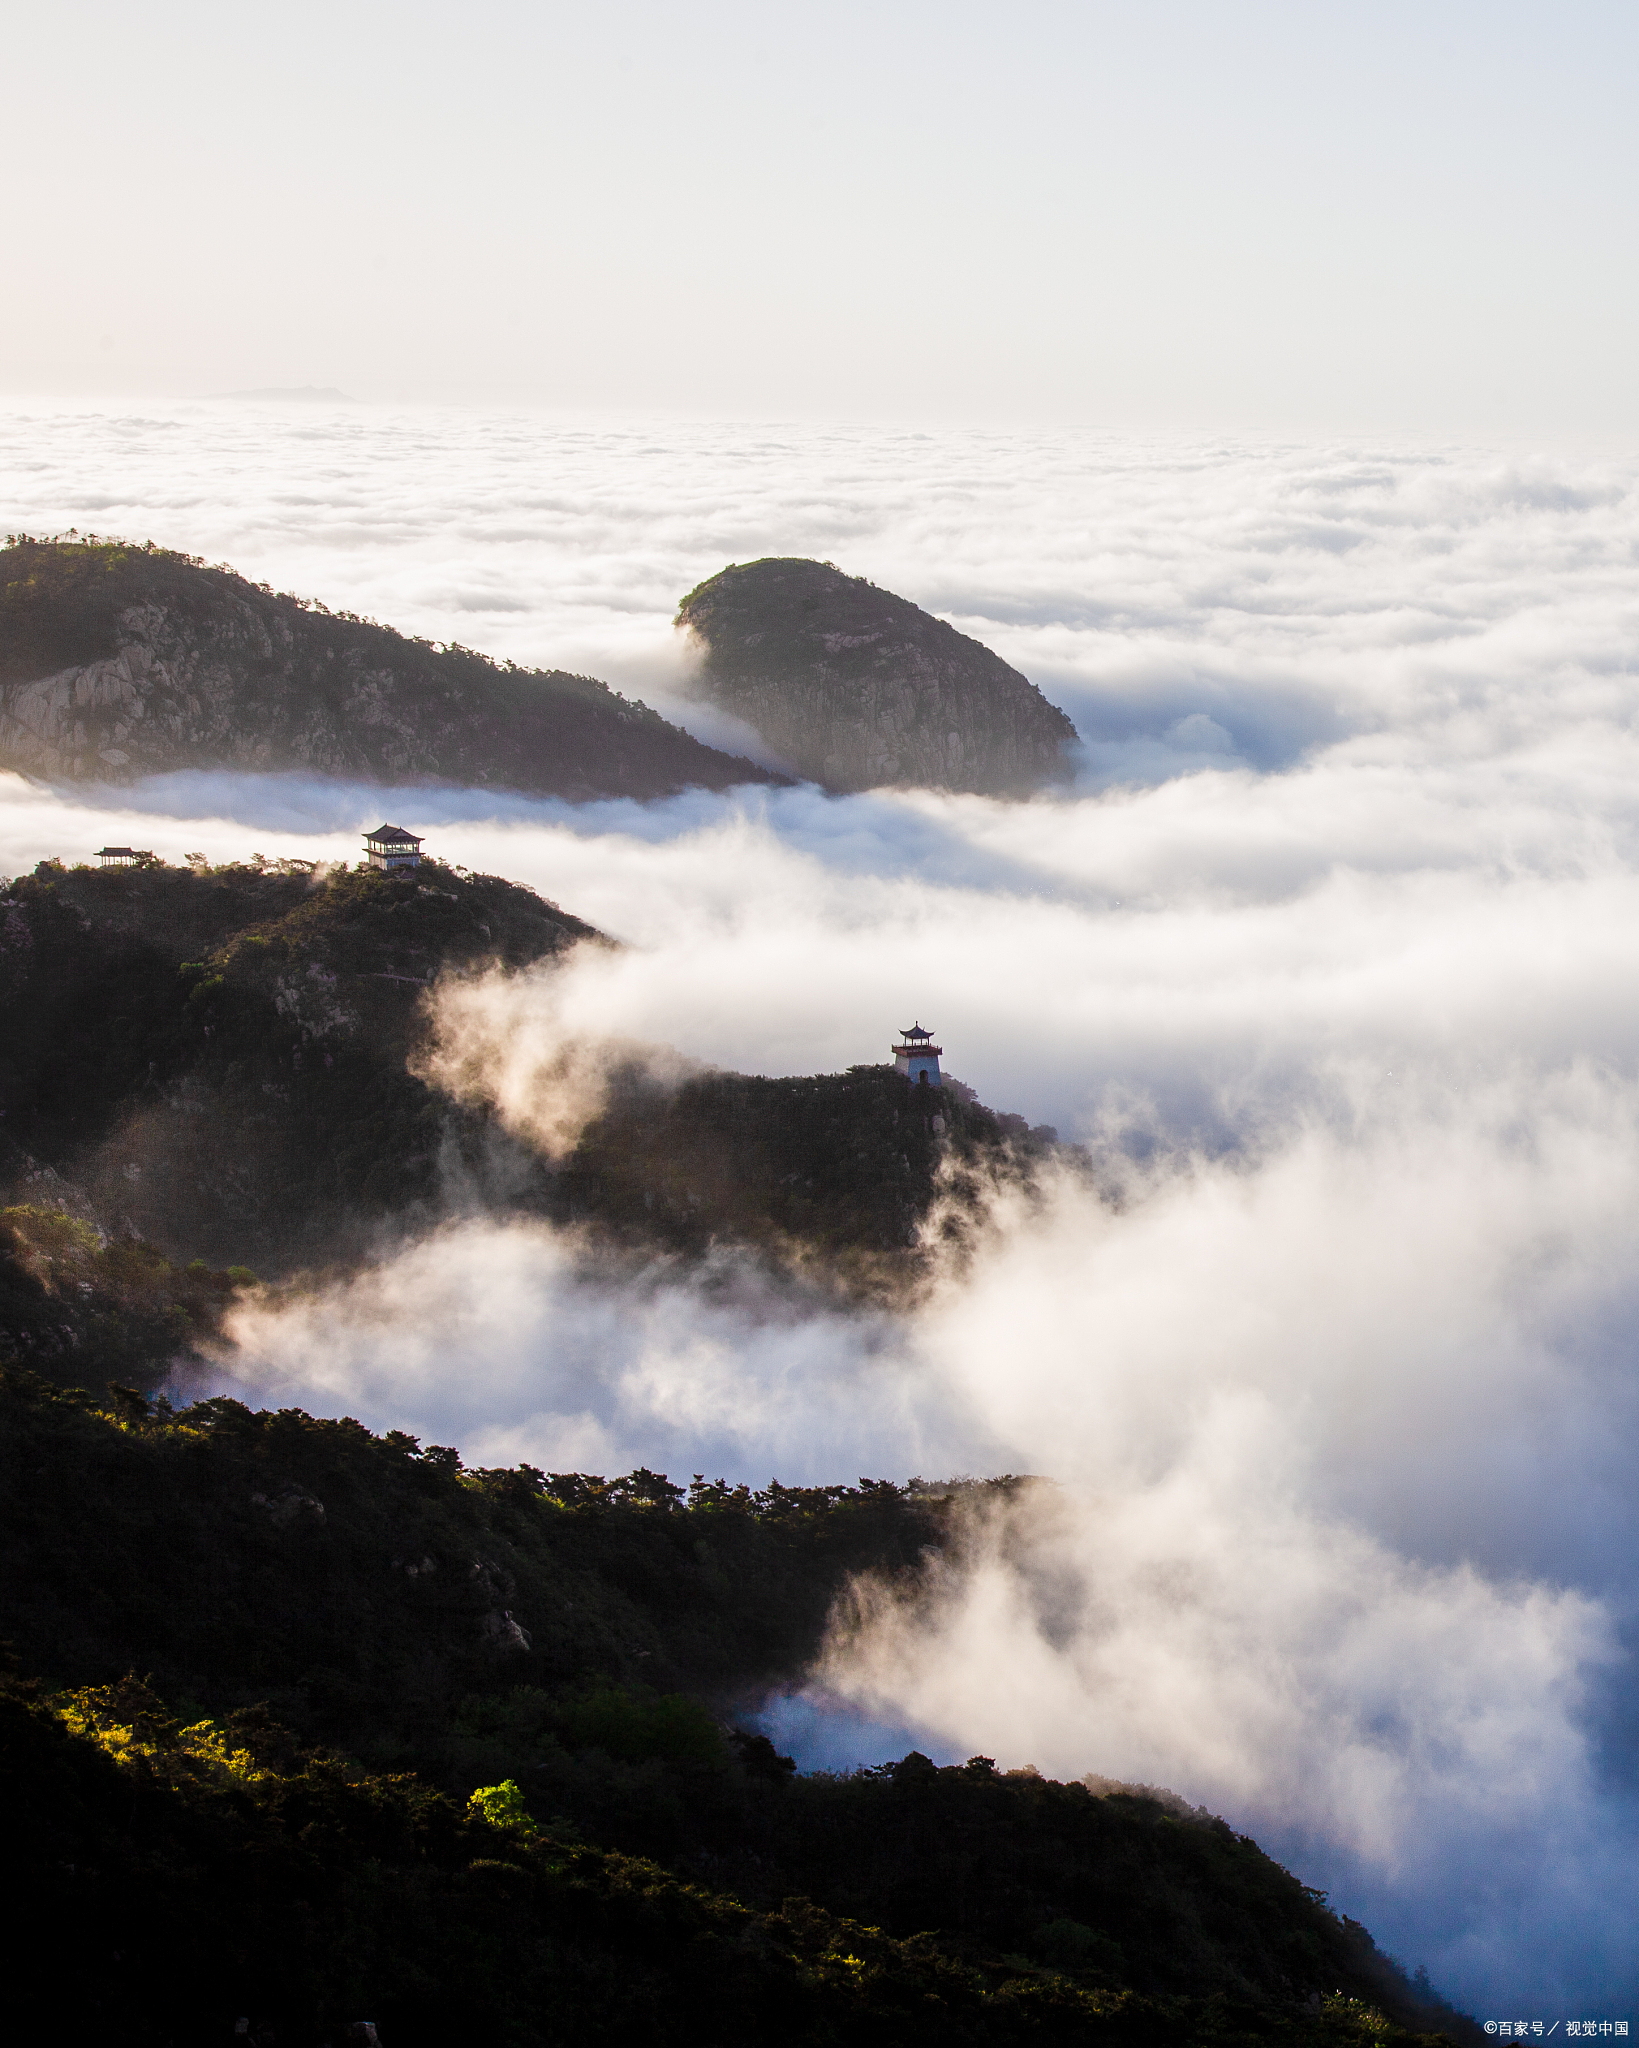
left=676, top=557, right=1078, bottom=797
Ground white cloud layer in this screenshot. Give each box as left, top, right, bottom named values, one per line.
left=8, top=411, right=1639, bottom=2014
left=9, top=404, right=1639, bottom=787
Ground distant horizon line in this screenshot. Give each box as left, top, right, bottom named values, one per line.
left=0, top=391, right=1627, bottom=457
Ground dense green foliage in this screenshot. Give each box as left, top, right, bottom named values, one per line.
left=0, top=535, right=782, bottom=796
left=3, top=1678, right=1459, bottom=2047
left=0, top=531, right=153, bottom=680
left=0, top=1368, right=954, bottom=1743
left=0, top=1372, right=1476, bottom=2043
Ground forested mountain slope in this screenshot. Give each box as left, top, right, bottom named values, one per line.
left=0, top=1372, right=1477, bottom=2046
left=0, top=536, right=781, bottom=796
left=0, top=855, right=595, bottom=1289
left=0, top=857, right=1055, bottom=1387
left=0, top=862, right=1479, bottom=2042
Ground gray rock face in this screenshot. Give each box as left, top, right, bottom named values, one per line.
left=1, top=610, right=187, bottom=778
left=0, top=540, right=781, bottom=799
left=675, top=558, right=1079, bottom=795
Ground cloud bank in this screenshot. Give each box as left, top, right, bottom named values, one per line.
left=207, top=1068, right=1639, bottom=2011
left=8, top=404, right=1639, bottom=787
left=9, top=410, right=1639, bottom=2014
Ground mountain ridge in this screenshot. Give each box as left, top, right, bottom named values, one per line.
left=0, top=853, right=1481, bottom=2043
left=0, top=536, right=782, bottom=798
left=0, top=1369, right=1478, bottom=2045
left=0, top=854, right=1058, bottom=1375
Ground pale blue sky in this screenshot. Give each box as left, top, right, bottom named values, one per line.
left=8, top=1, right=1639, bottom=430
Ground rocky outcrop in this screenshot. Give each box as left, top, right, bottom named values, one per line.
left=675, top=558, right=1079, bottom=796
left=251, top=1487, right=326, bottom=1528
left=0, top=539, right=782, bottom=798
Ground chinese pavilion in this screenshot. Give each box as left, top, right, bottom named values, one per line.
left=364, top=824, right=424, bottom=871
left=893, top=1022, right=943, bottom=1088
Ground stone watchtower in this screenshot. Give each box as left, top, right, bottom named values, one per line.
left=893, top=1022, right=943, bottom=1089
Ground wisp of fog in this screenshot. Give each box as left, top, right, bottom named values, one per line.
left=7, top=406, right=1639, bottom=2014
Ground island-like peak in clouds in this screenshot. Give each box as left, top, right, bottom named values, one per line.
left=676, top=556, right=1080, bottom=796
left=0, top=537, right=783, bottom=799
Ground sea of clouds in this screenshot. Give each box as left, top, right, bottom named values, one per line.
left=6, top=400, right=1639, bottom=2016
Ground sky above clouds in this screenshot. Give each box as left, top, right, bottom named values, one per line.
left=8, top=409, right=1639, bottom=2011
left=6, top=0, right=1639, bottom=433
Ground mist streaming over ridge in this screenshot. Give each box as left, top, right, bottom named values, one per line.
left=9, top=412, right=1639, bottom=2014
